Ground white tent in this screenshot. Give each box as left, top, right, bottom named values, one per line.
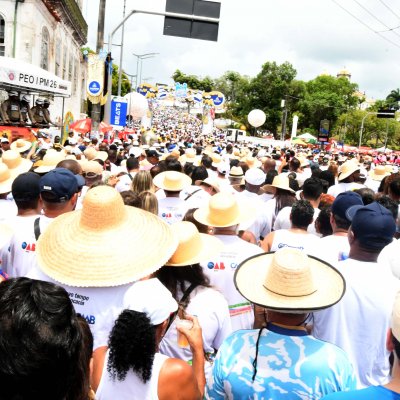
left=298, top=132, right=317, bottom=141
left=0, top=56, right=71, bottom=96
left=377, top=146, right=393, bottom=153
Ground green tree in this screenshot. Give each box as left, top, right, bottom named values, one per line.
left=386, top=88, right=400, bottom=110
left=111, top=64, right=131, bottom=97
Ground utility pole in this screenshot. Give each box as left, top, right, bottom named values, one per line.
left=96, top=0, right=106, bottom=53
left=117, top=0, right=127, bottom=96
left=281, top=96, right=288, bottom=141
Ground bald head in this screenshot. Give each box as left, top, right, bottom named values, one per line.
left=56, top=159, right=83, bottom=176
left=263, top=158, right=276, bottom=173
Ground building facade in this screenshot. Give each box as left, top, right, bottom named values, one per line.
left=0, top=0, right=87, bottom=123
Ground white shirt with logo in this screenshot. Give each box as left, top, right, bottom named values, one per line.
left=158, top=197, right=188, bottom=225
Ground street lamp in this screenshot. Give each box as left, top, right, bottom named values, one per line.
left=132, top=53, right=159, bottom=88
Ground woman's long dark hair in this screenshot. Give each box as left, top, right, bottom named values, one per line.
left=107, top=310, right=156, bottom=384
left=274, top=188, right=296, bottom=216
left=156, top=264, right=211, bottom=309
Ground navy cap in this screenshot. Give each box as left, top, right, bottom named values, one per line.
left=348, top=201, right=396, bottom=250
left=12, top=172, right=41, bottom=201
left=331, top=191, right=363, bottom=221
left=40, top=168, right=79, bottom=203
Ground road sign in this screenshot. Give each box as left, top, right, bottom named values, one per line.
left=110, top=98, right=128, bottom=127
left=318, top=119, right=330, bottom=143
left=377, top=109, right=396, bottom=118
left=164, top=0, right=221, bottom=42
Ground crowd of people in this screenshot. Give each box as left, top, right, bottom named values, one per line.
left=0, top=106, right=400, bottom=399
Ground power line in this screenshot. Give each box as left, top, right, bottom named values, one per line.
left=377, top=0, right=400, bottom=20
left=352, top=0, right=400, bottom=38
left=331, top=0, right=400, bottom=50
left=376, top=24, right=400, bottom=33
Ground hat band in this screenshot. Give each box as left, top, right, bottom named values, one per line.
left=263, top=284, right=317, bottom=297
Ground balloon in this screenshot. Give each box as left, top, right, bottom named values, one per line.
left=248, top=109, right=266, bottom=128
left=124, top=92, right=148, bottom=120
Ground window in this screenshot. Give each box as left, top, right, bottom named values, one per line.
left=40, top=27, right=50, bottom=70
left=0, top=16, right=5, bottom=56
left=73, top=58, right=78, bottom=95
left=55, top=38, right=61, bottom=76
left=68, top=52, right=73, bottom=83
left=62, top=45, right=68, bottom=80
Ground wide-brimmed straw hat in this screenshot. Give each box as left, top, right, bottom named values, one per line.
left=96, top=151, right=109, bottom=162
left=338, top=160, right=360, bottom=181
left=36, top=186, right=178, bottom=287
left=0, top=163, right=15, bottom=194
left=1, top=150, right=32, bottom=176
left=262, top=174, right=295, bottom=194
left=166, top=221, right=223, bottom=266
left=195, top=177, right=220, bottom=193
left=83, top=147, right=98, bottom=161
left=10, top=139, right=31, bottom=153
left=234, top=248, right=345, bottom=313
left=245, top=156, right=262, bottom=169
left=194, top=192, right=255, bottom=227
left=369, top=165, right=390, bottom=181
left=153, top=171, right=191, bottom=192
left=34, top=150, right=65, bottom=173
left=228, top=166, right=244, bottom=178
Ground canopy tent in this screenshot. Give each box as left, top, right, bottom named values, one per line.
left=377, top=146, right=393, bottom=153
left=297, top=132, right=317, bottom=143
left=69, top=119, right=113, bottom=134
left=291, top=137, right=309, bottom=146
left=0, top=56, right=71, bottom=97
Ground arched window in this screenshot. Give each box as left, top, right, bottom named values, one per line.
left=40, top=27, right=50, bottom=70
left=55, top=37, right=61, bottom=76
left=0, top=15, right=5, bottom=56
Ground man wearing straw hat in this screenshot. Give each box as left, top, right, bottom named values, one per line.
left=27, top=185, right=178, bottom=350
left=195, top=192, right=263, bottom=331
left=327, top=159, right=365, bottom=197
left=207, top=248, right=355, bottom=399
left=313, top=202, right=400, bottom=388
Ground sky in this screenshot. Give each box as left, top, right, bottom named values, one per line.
left=82, top=0, right=400, bottom=101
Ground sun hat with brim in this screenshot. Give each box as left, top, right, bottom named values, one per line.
left=96, top=151, right=109, bottom=162
left=195, top=177, right=220, bottom=193
left=83, top=147, right=98, bottom=161
left=369, top=165, right=390, bottom=181
left=245, top=156, right=262, bottom=169
left=0, top=164, right=15, bottom=194
left=36, top=186, right=178, bottom=287
left=262, top=174, right=295, bottom=194
left=153, top=171, right=191, bottom=192
left=338, top=160, right=360, bottom=181
left=10, top=139, right=31, bottom=153
left=0, top=223, right=13, bottom=250
left=166, top=221, right=223, bottom=266
left=34, top=151, right=65, bottom=173
left=228, top=166, right=244, bottom=178
left=1, top=150, right=32, bottom=176
left=234, top=248, right=345, bottom=313
left=194, top=192, right=255, bottom=228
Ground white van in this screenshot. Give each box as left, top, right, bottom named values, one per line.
left=225, top=129, right=247, bottom=142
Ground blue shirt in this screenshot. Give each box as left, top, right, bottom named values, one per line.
left=206, top=324, right=356, bottom=400
left=322, top=385, right=400, bottom=399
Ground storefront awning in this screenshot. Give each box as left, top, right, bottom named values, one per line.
left=0, top=56, right=71, bottom=97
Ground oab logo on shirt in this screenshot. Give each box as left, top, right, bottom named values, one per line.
left=207, top=261, right=239, bottom=270
left=21, top=242, right=36, bottom=252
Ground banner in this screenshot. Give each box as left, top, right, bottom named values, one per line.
left=86, top=54, right=105, bottom=104
left=110, top=97, right=128, bottom=127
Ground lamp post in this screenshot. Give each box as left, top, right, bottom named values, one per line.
left=124, top=72, right=137, bottom=127
left=359, top=112, right=373, bottom=149
left=132, top=53, right=159, bottom=89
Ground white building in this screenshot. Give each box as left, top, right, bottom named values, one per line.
left=0, top=0, right=87, bottom=123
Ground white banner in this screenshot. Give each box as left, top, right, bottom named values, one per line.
left=0, top=56, right=71, bottom=96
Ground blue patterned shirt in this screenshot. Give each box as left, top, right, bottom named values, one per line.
left=206, top=324, right=356, bottom=399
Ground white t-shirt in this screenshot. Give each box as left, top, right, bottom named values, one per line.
left=327, top=182, right=365, bottom=197
left=200, top=235, right=263, bottom=332
left=312, top=258, right=400, bottom=388
left=159, top=285, right=231, bottom=373
left=27, top=266, right=134, bottom=350
left=0, top=199, right=17, bottom=223
left=179, top=185, right=211, bottom=209
left=97, top=350, right=168, bottom=400
left=378, top=238, right=400, bottom=278
left=270, top=229, right=320, bottom=255
left=364, top=178, right=381, bottom=193
left=315, top=234, right=350, bottom=266
left=273, top=206, right=321, bottom=236
left=158, top=196, right=188, bottom=225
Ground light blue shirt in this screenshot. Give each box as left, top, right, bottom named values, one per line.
left=322, top=385, right=400, bottom=399
left=207, top=324, right=356, bottom=399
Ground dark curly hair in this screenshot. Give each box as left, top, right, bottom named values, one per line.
left=107, top=310, right=156, bottom=384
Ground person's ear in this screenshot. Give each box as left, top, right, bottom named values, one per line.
left=348, top=229, right=355, bottom=245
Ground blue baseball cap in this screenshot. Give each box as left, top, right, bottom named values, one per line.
left=348, top=201, right=396, bottom=250
left=40, top=168, right=81, bottom=203
left=331, top=191, right=364, bottom=221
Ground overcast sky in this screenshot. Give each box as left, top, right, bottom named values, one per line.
left=82, top=0, right=400, bottom=100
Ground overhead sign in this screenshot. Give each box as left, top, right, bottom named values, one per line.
left=318, top=119, right=330, bottom=143
left=377, top=109, right=396, bottom=119
left=110, top=98, right=128, bottom=127
left=175, top=82, right=188, bottom=98
left=0, top=56, right=71, bottom=96
left=87, top=80, right=102, bottom=96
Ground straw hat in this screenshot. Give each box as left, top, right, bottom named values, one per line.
left=245, top=156, right=262, bottom=169
left=166, top=221, right=223, bottom=266
left=0, top=163, right=15, bottom=194
left=195, top=177, right=220, bottom=193
left=338, top=160, right=360, bottom=181
left=369, top=165, right=390, bottom=181
left=1, top=150, right=32, bottom=176
left=96, top=151, right=109, bottom=162
left=228, top=166, right=244, bottom=178
left=36, top=186, right=178, bottom=287
left=262, top=174, right=295, bottom=194
left=153, top=171, right=191, bottom=192
left=0, top=223, right=13, bottom=250
left=234, top=248, right=345, bottom=312
left=34, top=151, right=65, bottom=173
left=140, top=159, right=153, bottom=170
left=81, top=160, right=103, bottom=176
left=10, top=139, right=31, bottom=153
left=83, top=147, right=98, bottom=161
left=194, top=192, right=255, bottom=227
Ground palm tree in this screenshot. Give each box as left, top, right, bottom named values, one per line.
left=386, top=88, right=400, bottom=110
